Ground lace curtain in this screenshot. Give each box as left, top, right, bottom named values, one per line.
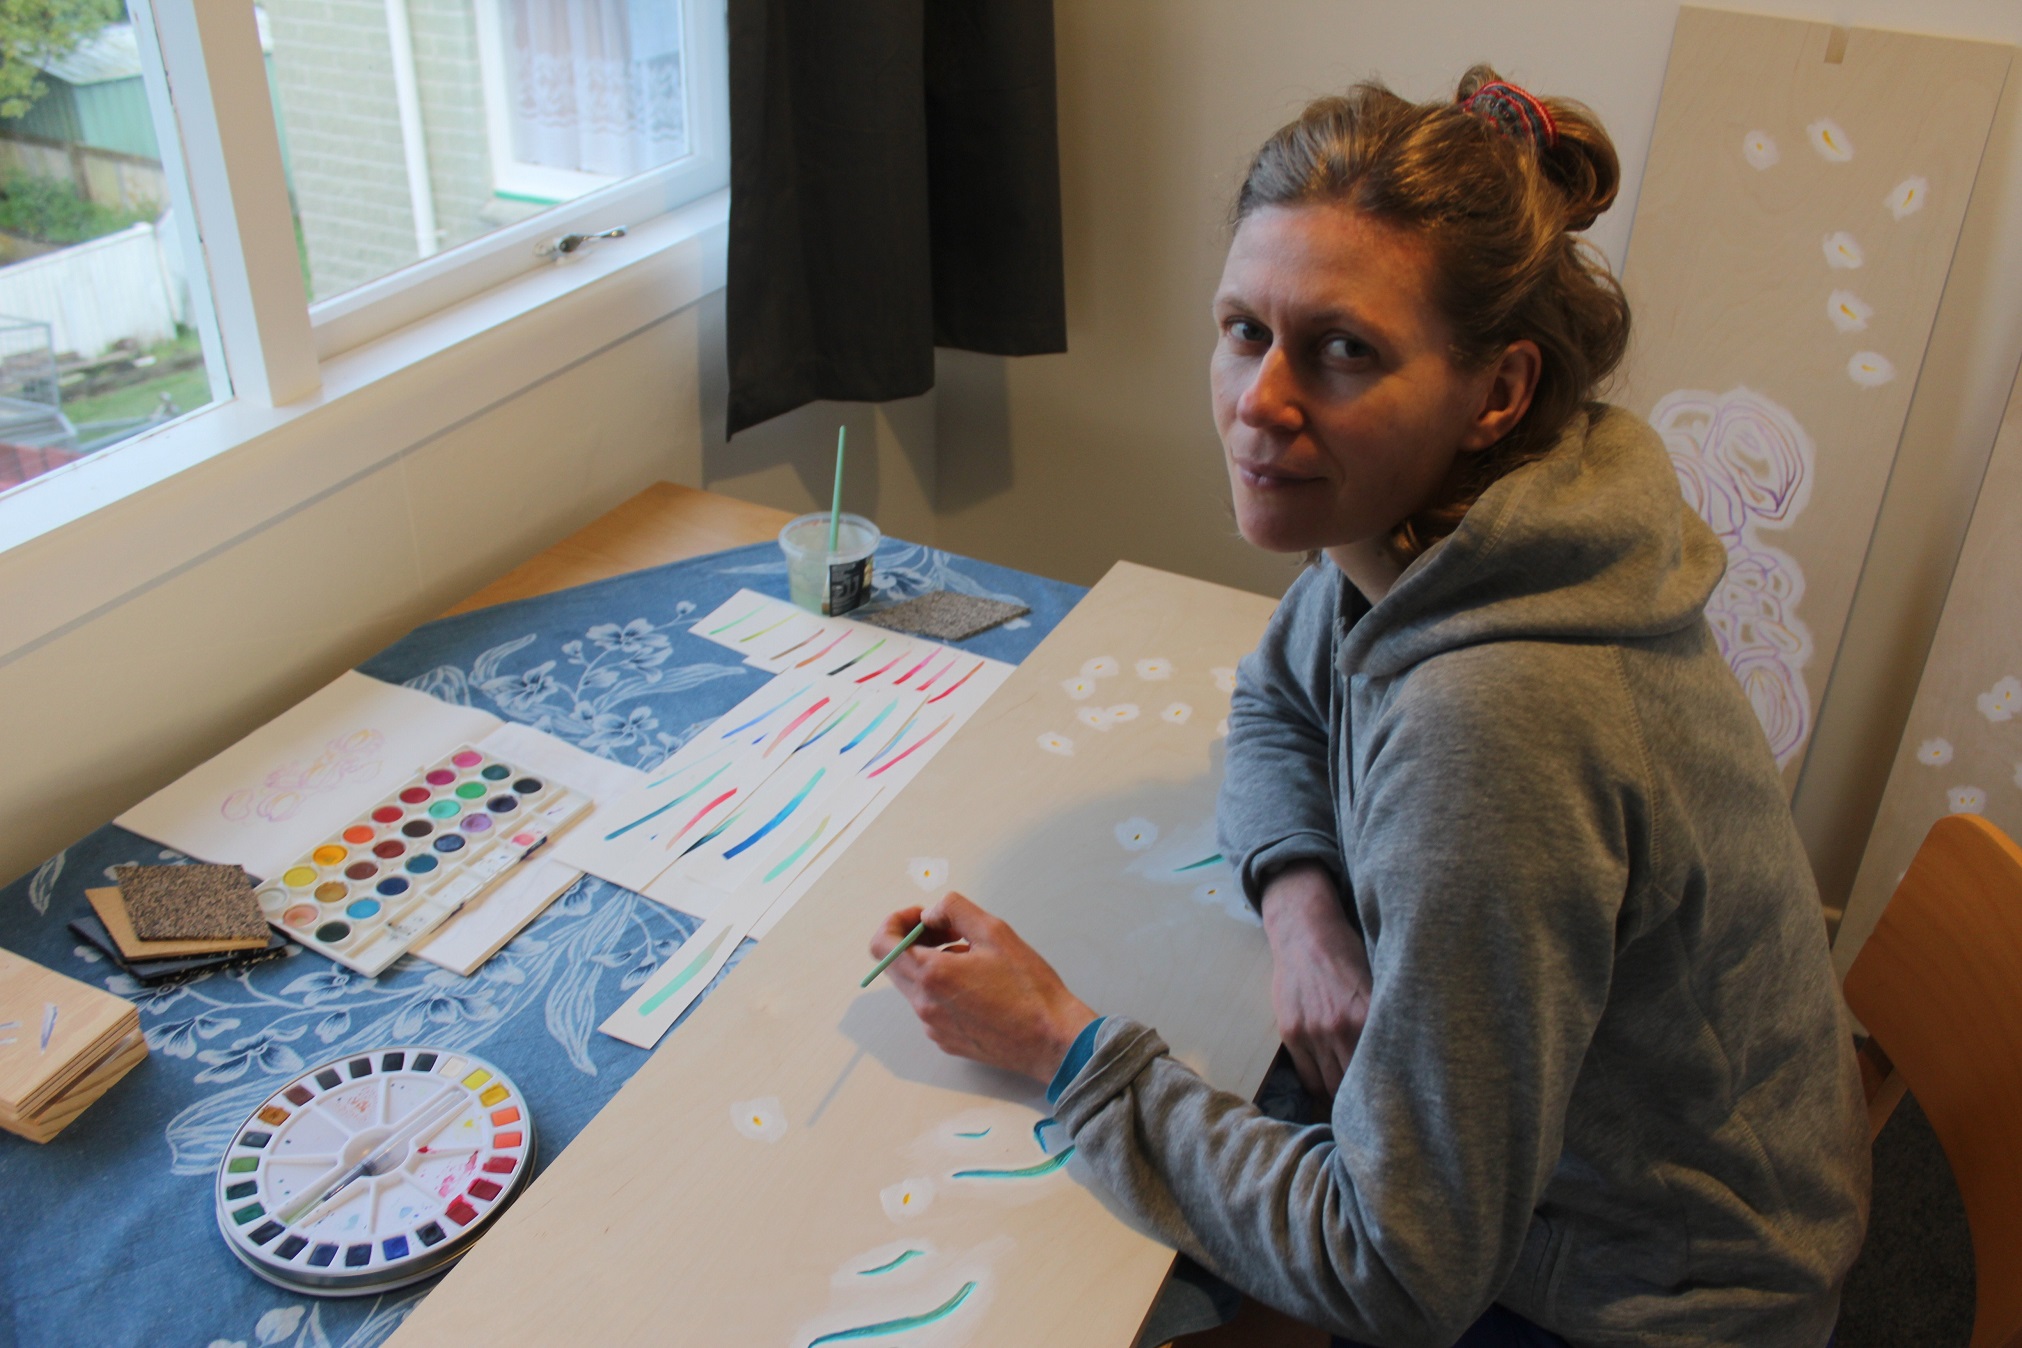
left=504, top=0, right=687, bottom=176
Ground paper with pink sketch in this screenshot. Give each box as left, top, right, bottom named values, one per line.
left=116, top=670, right=501, bottom=881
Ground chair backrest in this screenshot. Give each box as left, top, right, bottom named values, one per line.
left=1842, top=812, right=2022, bottom=1348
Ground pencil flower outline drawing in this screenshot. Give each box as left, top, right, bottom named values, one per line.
left=1650, top=386, right=1817, bottom=767
left=221, top=730, right=386, bottom=825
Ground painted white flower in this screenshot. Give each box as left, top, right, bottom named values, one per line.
left=1886, top=175, right=1928, bottom=220
left=1948, top=785, right=1987, bottom=815
left=1194, top=880, right=1262, bottom=926
left=732, top=1096, right=788, bottom=1142
left=1826, top=290, right=1872, bottom=333
left=1979, top=676, right=2022, bottom=722
left=1807, top=117, right=1853, bottom=162
left=1114, top=818, right=1160, bottom=851
left=1037, top=731, right=1074, bottom=756
left=880, top=1176, right=935, bottom=1220
left=1822, top=231, right=1864, bottom=269
left=1741, top=130, right=1779, bottom=169
left=907, top=858, right=950, bottom=891
left=1075, top=705, right=1112, bottom=732
left=1107, top=703, right=1140, bottom=724
left=1134, top=658, right=1172, bottom=681
left=1081, top=656, right=1120, bottom=678
left=1060, top=676, right=1095, bottom=700
left=1917, top=738, right=1954, bottom=767
left=1216, top=718, right=1230, bottom=738
left=1160, top=702, right=1193, bottom=725
left=1847, top=352, right=1895, bottom=387
left=1211, top=667, right=1238, bottom=693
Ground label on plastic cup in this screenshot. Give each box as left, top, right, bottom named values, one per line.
left=827, top=555, right=872, bottom=616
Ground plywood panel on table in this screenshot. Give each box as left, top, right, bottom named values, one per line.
left=392, top=562, right=1281, bottom=1348
left=1617, top=7, right=2010, bottom=789
left=1835, top=364, right=2022, bottom=975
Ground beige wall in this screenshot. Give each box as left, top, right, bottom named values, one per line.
left=7, top=1, right=2022, bottom=924
left=709, top=0, right=2022, bottom=923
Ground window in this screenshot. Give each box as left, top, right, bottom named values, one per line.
left=0, top=6, right=225, bottom=496
left=0, top=0, right=726, bottom=503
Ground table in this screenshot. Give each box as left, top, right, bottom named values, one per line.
left=0, top=484, right=1086, bottom=1348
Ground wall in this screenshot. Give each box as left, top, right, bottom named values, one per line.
left=699, top=0, right=2022, bottom=922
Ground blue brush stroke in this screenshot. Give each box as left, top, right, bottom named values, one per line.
left=857, top=1249, right=926, bottom=1277
left=722, top=769, right=826, bottom=860
left=795, top=700, right=857, bottom=755
left=603, top=763, right=730, bottom=841
left=951, top=1147, right=1075, bottom=1180
left=838, top=697, right=898, bottom=754
left=720, top=684, right=808, bottom=738
left=807, top=1282, right=977, bottom=1345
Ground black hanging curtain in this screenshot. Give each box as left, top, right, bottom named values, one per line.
left=725, top=0, right=1068, bottom=437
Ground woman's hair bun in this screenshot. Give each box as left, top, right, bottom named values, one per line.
left=1455, top=64, right=1619, bottom=232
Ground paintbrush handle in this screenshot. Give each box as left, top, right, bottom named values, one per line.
left=278, top=1086, right=463, bottom=1225
left=860, top=919, right=928, bottom=988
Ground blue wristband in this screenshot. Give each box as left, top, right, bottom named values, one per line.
left=1046, top=1016, right=1105, bottom=1105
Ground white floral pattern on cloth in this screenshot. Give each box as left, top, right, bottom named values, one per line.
left=0, top=536, right=1076, bottom=1348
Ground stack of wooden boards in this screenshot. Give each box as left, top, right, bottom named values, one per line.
left=0, top=945, right=148, bottom=1142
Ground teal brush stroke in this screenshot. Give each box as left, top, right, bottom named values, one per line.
left=605, top=763, right=730, bottom=840
left=795, top=700, right=858, bottom=754
left=678, top=805, right=748, bottom=858
left=857, top=1249, right=926, bottom=1277
left=953, top=1128, right=991, bottom=1139
left=762, top=815, right=829, bottom=883
left=952, top=1147, right=1075, bottom=1180
left=639, top=927, right=731, bottom=1016
left=807, top=1282, right=977, bottom=1345
left=723, top=768, right=825, bottom=859
left=838, top=697, right=897, bottom=754
left=1032, top=1117, right=1059, bottom=1151
left=1172, top=854, right=1225, bottom=872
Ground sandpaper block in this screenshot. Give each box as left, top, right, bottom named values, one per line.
left=87, top=887, right=268, bottom=960
left=859, top=591, right=1029, bottom=641
left=112, top=864, right=266, bottom=942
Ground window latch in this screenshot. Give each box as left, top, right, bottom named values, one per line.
left=538, top=227, right=628, bottom=261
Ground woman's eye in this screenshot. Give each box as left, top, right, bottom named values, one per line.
left=1322, top=334, right=1375, bottom=363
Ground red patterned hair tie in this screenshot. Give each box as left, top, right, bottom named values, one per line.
left=1461, top=81, right=1558, bottom=148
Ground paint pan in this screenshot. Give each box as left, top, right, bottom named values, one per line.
left=214, top=1045, right=535, bottom=1296
left=252, top=746, right=589, bottom=976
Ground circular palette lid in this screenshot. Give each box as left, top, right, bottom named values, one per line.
left=214, top=1045, right=534, bottom=1297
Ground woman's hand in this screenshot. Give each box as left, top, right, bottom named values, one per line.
left=870, top=892, right=1098, bottom=1085
left=1260, top=861, right=1372, bottom=1098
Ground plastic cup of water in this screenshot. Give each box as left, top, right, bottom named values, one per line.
left=780, top=512, right=879, bottom=616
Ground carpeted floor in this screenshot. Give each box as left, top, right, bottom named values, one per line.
left=1835, top=1092, right=1975, bottom=1346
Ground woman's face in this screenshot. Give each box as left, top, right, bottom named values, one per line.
left=1211, top=203, right=1508, bottom=556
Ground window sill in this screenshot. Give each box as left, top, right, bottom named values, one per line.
left=0, top=188, right=728, bottom=665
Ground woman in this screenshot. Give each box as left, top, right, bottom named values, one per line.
left=870, top=70, right=1868, bottom=1347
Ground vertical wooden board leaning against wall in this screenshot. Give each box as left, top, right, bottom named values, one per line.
left=1835, top=367, right=2022, bottom=975
left=1616, top=7, right=2010, bottom=791
left=389, top=562, right=1281, bottom=1348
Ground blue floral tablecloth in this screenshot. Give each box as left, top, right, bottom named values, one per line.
left=0, top=538, right=1082, bottom=1348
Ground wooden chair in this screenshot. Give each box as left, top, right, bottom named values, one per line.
left=1842, top=812, right=2022, bottom=1348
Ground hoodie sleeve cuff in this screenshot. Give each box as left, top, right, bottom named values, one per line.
left=1052, top=1016, right=1171, bottom=1135
left=1046, top=1016, right=1105, bottom=1105
left=1235, top=834, right=1341, bottom=911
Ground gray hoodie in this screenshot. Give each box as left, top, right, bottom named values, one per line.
left=1051, top=406, right=1868, bottom=1347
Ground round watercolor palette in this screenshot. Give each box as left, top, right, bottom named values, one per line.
left=214, top=1046, right=536, bottom=1296
left=251, top=745, right=587, bottom=976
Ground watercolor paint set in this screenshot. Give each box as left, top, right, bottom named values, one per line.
left=215, top=1045, right=533, bottom=1295
left=253, top=745, right=589, bottom=976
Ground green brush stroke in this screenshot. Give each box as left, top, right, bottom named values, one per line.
left=1172, top=854, right=1225, bottom=872
left=951, top=1147, right=1075, bottom=1180
left=763, top=815, right=830, bottom=883
left=706, top=606, right=762, bottom=635
left=807, top=1282, right=977, bottom=1345
left=639, top=927, right=731, bottom=1016
left=857, top=1248, right=926, bottom=1277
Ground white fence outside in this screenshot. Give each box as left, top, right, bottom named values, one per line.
left=0, top=218, right=189, bottom=360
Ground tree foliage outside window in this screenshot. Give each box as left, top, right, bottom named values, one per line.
left=0, top=0, right=122, bottom=118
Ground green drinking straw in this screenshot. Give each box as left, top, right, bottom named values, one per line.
left=827, top=425, right=847, bottom=554
left=861, top=919, right=927, bottom=988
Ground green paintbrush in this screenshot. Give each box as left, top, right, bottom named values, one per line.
left=860, top=919, right=927, bottom=988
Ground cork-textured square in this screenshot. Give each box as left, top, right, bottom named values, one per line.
left=112, top=864, right=266, bottom=942
left=859, top=591, right=1029, bottom=641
